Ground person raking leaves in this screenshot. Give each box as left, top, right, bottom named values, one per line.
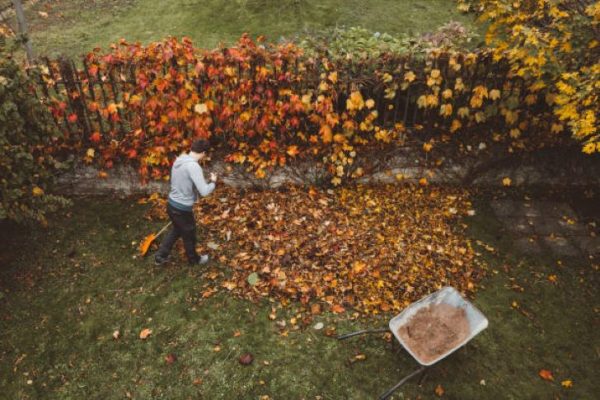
left=154, top=139, right=217, bottom=266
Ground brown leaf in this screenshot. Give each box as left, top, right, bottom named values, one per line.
left=435, top=384, right=444, bottom=397
left=165, top=353, right=177, bottom=365
left=239, top=353, right=254, bottom=365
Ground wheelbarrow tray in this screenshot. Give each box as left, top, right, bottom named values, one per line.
left=389, top=286, right=489, bottom=366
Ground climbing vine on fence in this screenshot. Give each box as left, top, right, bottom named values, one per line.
left=35, top=32, right=580, bottom=185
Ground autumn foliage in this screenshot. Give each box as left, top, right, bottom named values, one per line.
left=458, top=0, right=600, bottom=153
left=37, top=28, right=595, bottom=187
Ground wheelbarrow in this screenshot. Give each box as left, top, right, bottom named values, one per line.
left=337, top=286, right=489, bottom=400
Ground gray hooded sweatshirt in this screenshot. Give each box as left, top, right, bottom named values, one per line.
left=167, top=154, right=215, bottom=212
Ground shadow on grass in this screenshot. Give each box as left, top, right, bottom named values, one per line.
left=0, top=193, right=597, bottom=399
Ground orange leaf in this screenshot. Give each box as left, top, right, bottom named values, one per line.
left=286, top=145, right=299, bottom=157
left=90, top=131, right=101, bottom=143
left=435, top=384, right=444, bottom=397
left=139, top=328, right=152, bottom=340
left=331, top=304, right=345, bottom=313
left=539, top=369, right=554, bottom=381
left=320, top=124, right=333, bottom=143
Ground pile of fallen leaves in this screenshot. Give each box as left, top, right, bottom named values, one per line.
left=144, top=185, right=484, bottom=314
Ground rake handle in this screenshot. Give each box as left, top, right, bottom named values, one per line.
left=155, top=221, right=172, bottom=237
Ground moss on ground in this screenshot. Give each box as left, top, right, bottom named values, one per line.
left=0, top=193, right=597, bottom=399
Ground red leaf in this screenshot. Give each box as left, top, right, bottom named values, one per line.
left=90, top=132, right=101, bottom=143
left=539, top=369, right=554, bottom=381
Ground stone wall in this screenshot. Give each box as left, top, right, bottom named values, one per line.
left=56, top=146, right=600, bottom=196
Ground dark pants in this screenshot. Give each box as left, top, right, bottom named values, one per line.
left=157, top=203, right=198, bottom=263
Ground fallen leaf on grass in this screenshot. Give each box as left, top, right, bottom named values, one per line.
left=331, top=304, right=345, bottom=314
left=435, top=384, right=445, bottom=396
left=112, top=330, right=120, bottom=340
left=239, top=353, right=254, bottom=365
left=145, top=185, right=482, bottom=314
left=502, top=177, right=512, bottom=186
left=139, top=328, right=152, bottom=340
left=561, top=379, right=573, bottom=388
left=165, top=353, right=177, bottom=365
left=539, top=369, right=554, bottom=381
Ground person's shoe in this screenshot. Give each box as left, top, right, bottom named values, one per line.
left=154, top=254, right=170, bottom=266
left=190, top=254, right=209, bottom=266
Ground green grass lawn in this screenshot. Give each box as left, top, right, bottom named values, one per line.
left=13, top=0, right=477, bottom=58
left=0, top=190, right=597, bottom=399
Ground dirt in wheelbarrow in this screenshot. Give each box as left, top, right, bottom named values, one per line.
left=398, top=303, right=470, bottom=364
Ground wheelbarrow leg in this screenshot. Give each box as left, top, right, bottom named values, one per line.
left=379, top=366, right=427, bottom=400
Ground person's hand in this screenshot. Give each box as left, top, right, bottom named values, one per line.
left=209, top=172, right=217, bottom=183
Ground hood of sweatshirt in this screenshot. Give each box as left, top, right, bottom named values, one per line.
left=173, top=154, right=197, bottom=170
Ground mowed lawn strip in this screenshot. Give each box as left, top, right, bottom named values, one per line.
left=14, top=0, right=477, bottom=58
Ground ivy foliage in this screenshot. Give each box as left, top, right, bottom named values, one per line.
left=0, top=43, right=69, bottom=224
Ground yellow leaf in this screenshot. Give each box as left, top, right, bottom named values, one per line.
left=502, top=177, right=512, bottom=186
left=32, top=186, right=44, bottom=197
left=442, top=89, right=453, bottom=99
left=255, top=169, right=266, bottom=179
left=328, top=71, right=338, bottom=83
left=86, top=148, right=95, bottom=158
left=352, top=261, right=366, bottom=274
left=582, top=142, right=596, bottom=154
left=489, top=89, right=501, bottom=100
left=404, top=71, right=416, bottom=82
left=194, top=103, right=208, bottom=114
left=346, top=91, right=365, bottom=111
left=286, top=145, right=299, bottom=157
left=365, top=99, right=375, bottom=109
left=561, top=379, right=573, bottom=388
left=440, top=103, right=453, bottom=117
left=450, top=119, right=462, bottom=133
left=423, top=142, right=433, bottom=152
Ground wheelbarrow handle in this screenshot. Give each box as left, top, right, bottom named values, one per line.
left=336, top=328, right=389, bottom=340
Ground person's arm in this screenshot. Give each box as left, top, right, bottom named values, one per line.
left=188, top=163, right=215, bottom=197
